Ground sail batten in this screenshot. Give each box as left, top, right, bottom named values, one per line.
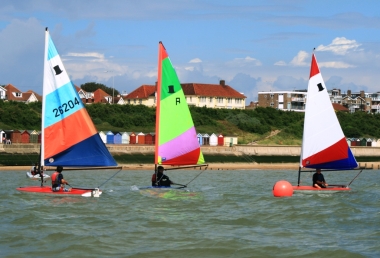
left=155, top=42, right=205, bottom=166
left=300, top=53, right=358, bottom=170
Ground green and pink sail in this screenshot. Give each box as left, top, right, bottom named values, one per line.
left=155, top=42, right=205, bottom=166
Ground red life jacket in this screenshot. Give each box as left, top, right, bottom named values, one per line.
left=51, top=172, right=60, bottom=187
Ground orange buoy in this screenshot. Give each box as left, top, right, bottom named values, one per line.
left=273, top=180, right=293, bottom=197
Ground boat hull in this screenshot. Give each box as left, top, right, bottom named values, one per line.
left=16, top=186, right=102, bottom=197
left=26, top=172, right=51, bottom=180
left=293, top=185, right=350, bottom=193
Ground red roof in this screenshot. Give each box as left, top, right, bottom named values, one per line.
left=93, top=88, right=111, bottom=103
left=125, top=85, right=156, bottom=99
left=332, top=103, right=349, bottom=112
left=182, top=83, right=246, bottom=98
left=126, top=82, right=246, bottom=99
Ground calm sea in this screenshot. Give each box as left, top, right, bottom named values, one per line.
left=0, top=168, right=379, bottom=257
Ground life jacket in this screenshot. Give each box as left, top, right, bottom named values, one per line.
left=152, top=173, right=171, bottom=187
left=51, top=172, right=61, bottom=187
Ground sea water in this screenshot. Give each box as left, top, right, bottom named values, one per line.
left=0, top=169, right=379, bottom=257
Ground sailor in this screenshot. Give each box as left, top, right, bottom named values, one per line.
left=51, top=166, right=70, bottom=192
left=152, top=166, right=173, bottom=187
left=313, top=169, right=328, bottom=188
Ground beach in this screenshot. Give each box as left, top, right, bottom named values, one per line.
left=2, top=161, right=379, bottom=171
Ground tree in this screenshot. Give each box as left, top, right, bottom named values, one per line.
left=81, top=82, right=120, bottom=96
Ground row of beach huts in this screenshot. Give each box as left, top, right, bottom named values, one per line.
left=0, top=129, right=238, bottom=146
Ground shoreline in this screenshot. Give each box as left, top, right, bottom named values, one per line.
left=2, top=162, right=379, bottom=171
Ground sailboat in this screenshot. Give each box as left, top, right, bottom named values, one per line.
left=141, top=42, right=207, bottom=191
left=292, top=52, right=361, bottom=192
left=17, top=28, right=119, bottom=197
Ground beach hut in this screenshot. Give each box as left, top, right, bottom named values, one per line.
left=21, top=130, right=30, bottom=143
left=10, top=130, right=22, bottom=143
left=29, top=130, right=38, bottom=143
left=202, top=133, right=210, bottom=145
left=137, top=132, right=145, bottom=144
left=224, top=136, right=238, bottom=147
left=209, top=133, right=218, bottom=146
left=129, top=132, right=137, bottom=144
left=346, top=138, right=351, bottom=147
left=366, top=138, right=372, bottom=147
left=218, top=134, right=224, bottom=146
left=98, top=131, right=107, bottom=144
left=360, top=138, right=367, bottom=146
left=113, top=132, right=122, bottom=144
left=37, top=131, right=41, bottom=143
left=106, top=131, right=114, bottom=144
left=372, top=139, right=377, bottom=147
left=197, top=133, right=203, bottom=146
left=0, top=129, right=5, bottom=144
left=121, top=132, right=130, bottom=144
left=145, top=133, right=155, bottom=145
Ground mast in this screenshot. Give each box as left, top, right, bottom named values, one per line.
left=41, top=27, right=49, bottom=167
left=155, top=42, right=164, bottom=165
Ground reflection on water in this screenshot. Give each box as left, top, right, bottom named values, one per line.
left=1, top=169, right=379, bottom=257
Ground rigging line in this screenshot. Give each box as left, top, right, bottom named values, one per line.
left=184, top=167, right=207, bottom=186
left=97, top=167, right=123, bottom=189
left=347, top=169, right=363, bottom=186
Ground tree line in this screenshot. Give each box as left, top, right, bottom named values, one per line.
left=2, top=100, right=380, bottom=141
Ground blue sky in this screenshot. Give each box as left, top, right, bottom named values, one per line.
left=1, top=0, right=380, bottom=103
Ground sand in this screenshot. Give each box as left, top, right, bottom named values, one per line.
left=2, top=162, right=379, bottom=171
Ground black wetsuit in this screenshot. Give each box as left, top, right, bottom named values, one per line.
left=313, top=172, right=326, bottom=188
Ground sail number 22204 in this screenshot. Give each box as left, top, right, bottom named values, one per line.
left=53, top=97, right=81, bottom=117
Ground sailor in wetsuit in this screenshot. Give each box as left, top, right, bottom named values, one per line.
left=313, top=169, right=328, bottom=188
left=152, top=166, right=173, bottom=187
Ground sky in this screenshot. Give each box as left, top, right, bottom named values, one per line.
left=1, top=0, right=380, bottom=103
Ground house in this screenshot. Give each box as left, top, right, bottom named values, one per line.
left=0, top=85, right=6, bottom=100
left=125, top=80, right=246, bottom=109
left=4, top=84, right=41, bottom=103
left=124, top=85, right=156, bottom=107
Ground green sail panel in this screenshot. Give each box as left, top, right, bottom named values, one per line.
left=155, top=42, right=205, bottom=165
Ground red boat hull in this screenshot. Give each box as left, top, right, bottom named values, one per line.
left=293, top=185, right=350, bottom=192
left=16, top=186, right=102, bottom=197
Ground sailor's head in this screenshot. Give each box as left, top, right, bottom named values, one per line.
left=157, top=166, right=164, bottom=173
left=316, top=169, right=321, bottom=173
left=56, top=166, right=63, bottom=173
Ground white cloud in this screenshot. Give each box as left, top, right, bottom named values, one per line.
left=274, top=60, right=287, bottom=66
left=290, top=51, right=309, bottom=66
left=316, top=37, right=361, bottom=55
left=230, top=56, right=262, bottom=66
left=319, top=61, right=355, bottom=69
left=189, top=58, right=202, bottom=63
left=65, top=52, right=105, bottom=59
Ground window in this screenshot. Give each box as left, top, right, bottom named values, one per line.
left=134, top=99, right=136, bottom=104
left=209, top=97, right=212, bottom=103
left=227, top=98, right=232, bottom=103
left=270, top=102, right=274, bottom=107
left=15, top=92, right=22, bottom=97
left=217, top=97, right=223, bottom=103
left=127, top=99, right=130, bottom=104
left=139, top=99, right=142, bottom=104
left=270, top=94, right=274, bottom=98
left=190, top=97, right=192, bottom=102
left=200, top=97, right=206, bottom=103
left=235, top=99, right=242, bottom=104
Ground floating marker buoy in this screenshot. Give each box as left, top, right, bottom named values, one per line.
left=273, top=180, right=293, bottom=197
